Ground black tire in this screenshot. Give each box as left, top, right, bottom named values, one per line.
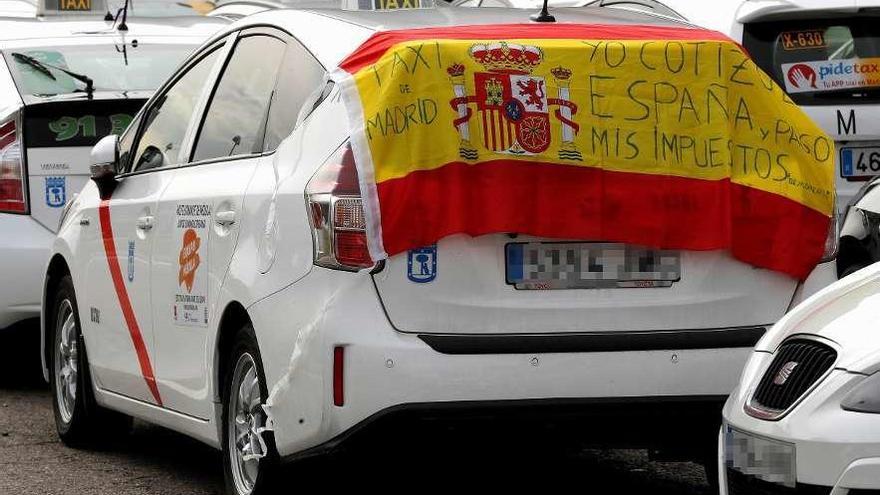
left=700, top=428, right=722, bottom=495
left=49, top=275, right=131, bottom=448
left=222, top=325, right=279, bottom=495
left=702, top=458, right=722, bottom=494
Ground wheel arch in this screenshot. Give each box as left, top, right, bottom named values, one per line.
left=41, top=254, right=72, bottom=382
left=213, top=301, right=255, bottom=405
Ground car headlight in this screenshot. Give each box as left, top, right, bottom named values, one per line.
left=841, top=372, right=880, bottom=413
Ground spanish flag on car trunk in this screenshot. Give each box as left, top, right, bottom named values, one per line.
left=335, top=23, right=835, bottom=279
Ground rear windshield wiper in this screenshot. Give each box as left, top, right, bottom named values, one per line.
left=10, top=52, right=95, bottom=99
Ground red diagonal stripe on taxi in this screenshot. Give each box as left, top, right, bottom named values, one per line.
left=98, top=199, right=163, bottom=406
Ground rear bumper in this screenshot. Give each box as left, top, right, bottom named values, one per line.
left=249, top=267, right=767, bottom=459
left=418, top=326, right=766, bottom=354
left=0, top=213, right=52, bottom=330
left=284, top=395, right=726, bottom=464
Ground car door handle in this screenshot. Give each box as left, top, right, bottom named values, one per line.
left=215, top=210, right=236, bottom=226
left=136, top=215, right=154, bottom=231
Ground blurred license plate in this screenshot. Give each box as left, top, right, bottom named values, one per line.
left=725, top=425, right=796, bottom=488
left=505, top=242, right=680, bottom=290
left=841, top=146, right=880, bottom=177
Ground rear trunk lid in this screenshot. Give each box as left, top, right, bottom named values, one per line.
left=372, top=234, right=798, bottom=335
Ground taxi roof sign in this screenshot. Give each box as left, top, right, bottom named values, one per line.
left=341, top=0, right=435, bottom=11
left=38, top=0, right=213, bottom=17
left=39, top=0, right=109, bottom=15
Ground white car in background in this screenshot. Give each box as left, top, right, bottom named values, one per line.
left=0, top=3, right=226, bottom=334
left=720, top=263, right=880, bottom=494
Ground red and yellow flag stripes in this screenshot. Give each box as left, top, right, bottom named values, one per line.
left=336, top=24, right=835, bottom=279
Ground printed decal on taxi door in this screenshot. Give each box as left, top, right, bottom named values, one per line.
left=175, top=204, right=210, bottom=327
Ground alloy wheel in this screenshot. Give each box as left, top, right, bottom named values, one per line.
left=227, top=352, right=268, bottom=495
left=54, top=299, right=78, bottom=424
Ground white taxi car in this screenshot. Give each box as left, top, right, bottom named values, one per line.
left=720, top=263, right=880, bottom=494
left=0, top=3, right=226, bottom=334
left=41, top=5, right=838, bottom=495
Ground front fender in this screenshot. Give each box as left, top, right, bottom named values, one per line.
left=40, top=184, right=97, bottom=382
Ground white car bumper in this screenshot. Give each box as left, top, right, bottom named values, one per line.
left=249, top=267, right=775, bottom=459
left=720, top=357, right=880, bottom=493
left=0, top=213, right=52, bottom=330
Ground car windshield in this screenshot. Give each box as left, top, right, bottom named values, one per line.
left=4, top=43, right=194, bottom=97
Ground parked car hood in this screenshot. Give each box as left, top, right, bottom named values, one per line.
left=756, top=262, right=880, bottom=373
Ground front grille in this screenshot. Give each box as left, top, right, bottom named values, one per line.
left=726, top=468, right=830, bottom=495
left=749, top=339, right=836, bottom=418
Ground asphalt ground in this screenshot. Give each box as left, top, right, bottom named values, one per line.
left=0, top=323, right=714, bottom=494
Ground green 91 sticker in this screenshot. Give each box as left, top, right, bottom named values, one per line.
left=49, top=113, right=132, bottom=142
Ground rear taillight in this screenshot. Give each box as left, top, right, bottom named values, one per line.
left=821, top=212, right=838, bottom=262
left=306, top=143, right=373, bottom=271
left=0, top=117, right=26, bottom=214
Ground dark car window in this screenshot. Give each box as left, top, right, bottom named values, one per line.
left=131, top=48, right=222, bottom=172
left=744, top=16, right=880, bottom=105
left=262, top=41, right=326, bottom=152
left=192, top=35, right=286, bottom=162
left=117, top=111, right=141, bottom=172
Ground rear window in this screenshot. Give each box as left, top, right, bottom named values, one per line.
left=3, top=43, right=194, bottom=98
left=744, top=17, right=880, bottom=105
left=23, top=98, right=147, bottom=148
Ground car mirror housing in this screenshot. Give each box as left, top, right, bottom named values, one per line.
left=90, top=134, right=120, bottom=180
left=90, top=134, right=120, bottom=198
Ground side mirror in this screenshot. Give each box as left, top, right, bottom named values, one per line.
left=90, top=135, right=119, bottom=198
left=90, top=134, right=119, bottom=180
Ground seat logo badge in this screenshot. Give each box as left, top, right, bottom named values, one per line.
left=407, top=245, right=437, bottom=283
left=45, top=176, right=66, bottom=208
left=774, top=361, right=799, bottom=386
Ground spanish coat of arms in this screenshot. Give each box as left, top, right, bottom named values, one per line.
left=447, top=42, right=581, bottom=161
